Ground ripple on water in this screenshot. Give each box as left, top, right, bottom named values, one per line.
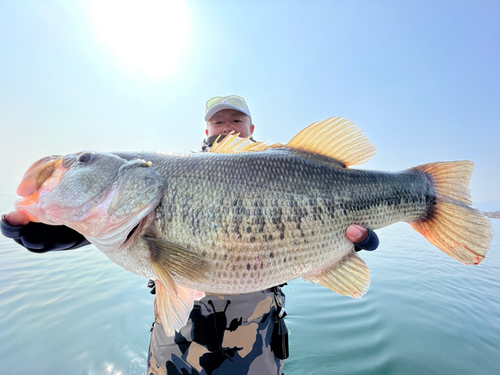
left=0, top=229, right=153, bottom=375
left=286, top=280, right=393, bottom=375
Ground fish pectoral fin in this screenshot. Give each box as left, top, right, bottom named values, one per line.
left=151, top=258, right=178, bottom=296
left=145, top=236, right=214, bottom=292
left=303, top=252, right=371, bottom=298
left=285, top=117, right=377, bottom=167
left=154, top=280, right=205, bottom=337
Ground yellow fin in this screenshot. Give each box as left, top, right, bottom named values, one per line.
left=154, top=281, right=205, bottom=336
left=411, top=161, right=474, bottom=205
left=145, top=236, right=213, bottom=296
left=303, top=252, right=371, bottom=298
left=410, top=161, right=494, bottom=265
left=209, top=117, right=376, bottom=166
left=285, top=117, right=377, bottom=167
left=151, top=258, right=178, bottom=296
left=210, top=132, right=274, bottom=154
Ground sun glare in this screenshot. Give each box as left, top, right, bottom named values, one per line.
left=87, top=0, right=190, bottom=79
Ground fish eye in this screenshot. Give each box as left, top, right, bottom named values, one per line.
left=78, top=153, right=94, bottom=164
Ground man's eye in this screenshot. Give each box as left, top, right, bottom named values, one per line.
left=233, top=120, right=241, bottom=123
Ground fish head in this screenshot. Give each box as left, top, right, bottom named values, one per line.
left=15, top=151, right=165, bottom=251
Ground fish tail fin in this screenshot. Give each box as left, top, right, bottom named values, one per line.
left=410, top=161, right=494, bottom=265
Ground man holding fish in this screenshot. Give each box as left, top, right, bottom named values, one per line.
left=2, top=95, right=379, bottom=374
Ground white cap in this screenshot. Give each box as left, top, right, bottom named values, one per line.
left=204, top=95, right=252, bottom=122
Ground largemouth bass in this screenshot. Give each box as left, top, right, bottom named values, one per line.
left=14, top=117, right=494, bottom=336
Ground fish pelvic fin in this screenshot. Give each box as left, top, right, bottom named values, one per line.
left=410, top=161, right=494, bottom=265
left=303, top=252, right=371, bottom=298
left=146, top=236, right=214, bottom=297
left=154, top=281, right=205, bottom=336
left=285, top=117, right=377, bottom=167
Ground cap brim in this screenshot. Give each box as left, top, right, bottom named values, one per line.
left=205, top=103, right=251, bottom=122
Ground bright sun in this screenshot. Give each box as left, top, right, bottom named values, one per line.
left=87, top=0, right=190, bottom=79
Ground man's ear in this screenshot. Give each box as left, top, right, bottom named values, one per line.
left=205, top=129, right=209, bottom=136
left=250, top=125, right=255, bottom=135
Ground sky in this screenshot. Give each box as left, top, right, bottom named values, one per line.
left=0, top=0, right=499, bottom=206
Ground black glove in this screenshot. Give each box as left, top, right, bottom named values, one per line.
left=147, top=279, right=156, bottom=295
left=1, top=215, right=90, bottom=253
left=354, top=228, right=379, bottom=252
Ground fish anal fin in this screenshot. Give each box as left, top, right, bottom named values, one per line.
left=145, top=236, right=214, bottom=288
left=285, top=117, right=377, bottom=167
left=154, top=280, right=205, bottom=336
left=303, top=252, right=371, bottom=298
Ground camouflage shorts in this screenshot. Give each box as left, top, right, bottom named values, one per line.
left=147, top=288, right=285, bottom=375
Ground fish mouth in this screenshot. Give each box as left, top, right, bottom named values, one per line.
left=17, top=155, right=65, bottom=197
left=15, top=155, right=67, bottom=222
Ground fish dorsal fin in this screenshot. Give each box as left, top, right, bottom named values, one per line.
left=303, top=251, right=371, bottom=298
left=210, top=132, right=276, bottom=154
left=285, top=117, right=377, bottom=167
left=209, top=117, right=377, bottom=166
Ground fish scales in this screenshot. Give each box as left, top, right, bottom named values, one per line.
left=113, top=149, right=434, bottom=294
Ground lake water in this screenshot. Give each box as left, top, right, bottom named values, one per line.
left=0, top=193, right=499, bottom=375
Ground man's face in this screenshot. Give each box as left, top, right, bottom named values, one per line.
left=206, top=109, right=255, bottom=138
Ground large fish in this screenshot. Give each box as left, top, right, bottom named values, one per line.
left=14, top=117, right=494, bottom=336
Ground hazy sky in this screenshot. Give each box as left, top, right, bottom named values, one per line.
left=0, top=0, right=498, bottom=205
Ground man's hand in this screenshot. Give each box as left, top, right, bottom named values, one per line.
left=346, top=224, right=368, bottom=243
left=1, top=211, right=90, bottom=253
left=346, top=224, right=379, bottom=251
left=4, top=211, right=30, bottom=226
